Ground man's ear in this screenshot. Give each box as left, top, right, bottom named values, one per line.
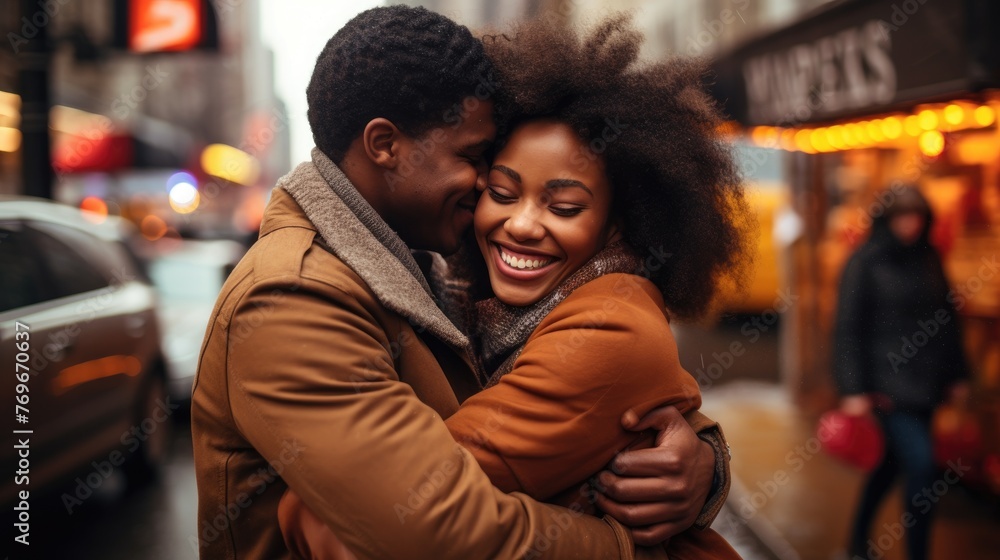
left=362, top=118, right=402, bottom=169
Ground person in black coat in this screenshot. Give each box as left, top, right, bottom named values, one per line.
left=833, top=185, right=970, bottom=560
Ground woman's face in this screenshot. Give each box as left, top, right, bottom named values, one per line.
left=474, top=120, right=618, bottom=306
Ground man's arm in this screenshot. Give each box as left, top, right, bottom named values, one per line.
left=594, top=407, right=731, bottom=545
left=227, top=276, right=633, bottom=559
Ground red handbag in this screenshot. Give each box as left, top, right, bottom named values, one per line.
left=818, top=409, right=885, bottom=471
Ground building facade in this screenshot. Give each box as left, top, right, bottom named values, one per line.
left=2, top=0, right=290, bottom=237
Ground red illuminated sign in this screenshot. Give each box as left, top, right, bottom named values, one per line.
left=129, top=0, right=202, bottom=53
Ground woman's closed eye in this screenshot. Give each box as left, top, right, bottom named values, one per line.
left=486, top=186, right=517, bottom=203
left=549, top=205, right=585, bottom=217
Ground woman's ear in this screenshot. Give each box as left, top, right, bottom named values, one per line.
left=362, top=118, right=401, bottom=169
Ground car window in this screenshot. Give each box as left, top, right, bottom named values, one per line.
left=0, top=225, right=53, bottom=312
left=27, top=226, right=110, bottom=299
left=29, top=220, right=130, bottom=280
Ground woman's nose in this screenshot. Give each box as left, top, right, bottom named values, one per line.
left=504, top=205, right=545, bottom=241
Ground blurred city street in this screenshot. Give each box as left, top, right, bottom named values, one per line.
left=28, top=427, right=200, bottom=560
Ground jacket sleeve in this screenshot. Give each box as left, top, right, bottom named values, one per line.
left=687, top=418, right=731, bottom=529
left=226, top=275, right=634, bottom=560
left=445, top=274, right=704, bottom=506
left=832, top=253, right=871, bottom=396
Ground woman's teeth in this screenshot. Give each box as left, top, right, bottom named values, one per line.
left=500, top=248, right=551, bottom=270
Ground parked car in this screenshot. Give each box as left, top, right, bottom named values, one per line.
left=146, top=239, right=245, bottom=402
left=0, top=196, right=169, bottom=506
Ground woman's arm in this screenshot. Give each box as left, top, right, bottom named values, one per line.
left=445, top=274, right=703, bottom=502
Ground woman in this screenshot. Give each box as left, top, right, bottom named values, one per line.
left=282, top=14, right=753, bottom=558
left=833, top=186, right=970, bottom=560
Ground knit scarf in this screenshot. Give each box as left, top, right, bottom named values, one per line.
left=474, top=240, right=643, bottom=386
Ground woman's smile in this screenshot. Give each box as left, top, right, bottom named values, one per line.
left=491, top=241, right=560, bottom=279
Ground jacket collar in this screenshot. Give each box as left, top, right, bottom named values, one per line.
left=273, top=149, right=473, bottom=355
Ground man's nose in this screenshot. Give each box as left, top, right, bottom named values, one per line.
left=475, top=167, right=488, bottom=192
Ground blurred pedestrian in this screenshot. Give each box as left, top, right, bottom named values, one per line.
left=832, top=185, right=971, bottom=560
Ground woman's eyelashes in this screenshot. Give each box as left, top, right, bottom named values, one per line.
left=549, top=205, right=585, bottom=217
left=486, top=186, right=516, bottom=203
left=486, top=186, right=587, bottom=216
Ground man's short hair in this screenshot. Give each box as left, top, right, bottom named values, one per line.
left=307, top=6, right=495, bottom=163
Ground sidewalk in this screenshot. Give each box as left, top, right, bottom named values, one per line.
left=703, top=382, right=1000, bottom=560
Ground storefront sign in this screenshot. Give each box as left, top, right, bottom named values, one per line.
left=129, top=0, right=202, bottom=53
left=113, top=0, right=218, bottom=53
left=743, top=20, right=896, bottom=124
left=712, top=0, right=999, bottom=126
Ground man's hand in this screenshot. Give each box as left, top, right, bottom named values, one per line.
left=593, top=405, right=715, bottom=546
left=279, top=490, right=358, bottom=560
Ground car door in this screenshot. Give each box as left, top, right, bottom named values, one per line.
left=0, top=220, right=67, bottom=504
left=0, top=219, right=154, bottom=503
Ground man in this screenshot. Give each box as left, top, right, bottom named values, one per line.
left=191, top=6, right=730, bottom=559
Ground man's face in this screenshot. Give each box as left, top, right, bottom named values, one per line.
left=387, top=100, right=496, bottom=254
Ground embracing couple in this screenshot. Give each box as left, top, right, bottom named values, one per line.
left=192, top=5, right=752, bottom=559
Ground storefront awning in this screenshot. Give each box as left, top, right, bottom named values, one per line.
left=711, top=0, right=1000, bottom=127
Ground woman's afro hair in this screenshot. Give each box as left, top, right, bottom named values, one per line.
left=482, top=14, right=756, bottom=320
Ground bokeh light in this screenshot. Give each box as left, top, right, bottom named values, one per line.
left=880, top=117, right=902, bottom=139
left=0, top=127, right=21, bottom=152
left=974, top=105, right=996, bottom=127
left=169, top=183, right=200, bottom=214
left=918, top=109, right=938, bottom=130
left=140, top=214, right=168, bottom=240
left=80, top=196, right=108, bottom=224
left=943, top=104, right=964, bottom=126
left=167, top=171, right=198, bottom=191
left=201, top=143, right=261, bottom=185
left=919, top=130, right=945, bottom=157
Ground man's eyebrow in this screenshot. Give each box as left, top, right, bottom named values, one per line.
left=545, top=178, right=593, bottom=196
left=491, top=164, right=521, bottom=183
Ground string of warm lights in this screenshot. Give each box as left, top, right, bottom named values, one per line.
left=745, top=100, right=998, bottom=158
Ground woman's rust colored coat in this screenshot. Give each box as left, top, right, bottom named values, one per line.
left=445, top=273, right=739, bottom=558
